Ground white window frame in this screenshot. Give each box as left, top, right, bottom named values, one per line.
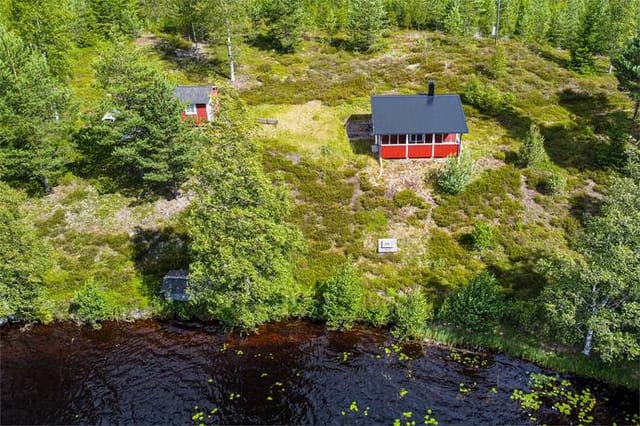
left=185, top=104, right=197, bottom=115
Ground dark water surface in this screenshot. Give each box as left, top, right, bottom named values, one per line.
left=1, top=320, right=637, bottom=425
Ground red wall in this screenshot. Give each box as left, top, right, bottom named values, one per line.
left=181, top=104, right=209, bottom=124
left=434, top=144, right=459, bottom=157
left=408, top=145, right=431, bottom=157
left=380, top=145, right=406, bottom=159
left=379, top=133, right=460, bottom=159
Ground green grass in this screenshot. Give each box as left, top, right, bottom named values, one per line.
left=20, top=29, right=638, bottom=386
left=423, top=325, right=638, bottom=389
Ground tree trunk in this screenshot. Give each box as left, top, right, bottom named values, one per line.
left=608, top=63, right=613, bottom=73
left=171, top=181, right=179, bottom=199
left=191, top=21, right=198, bottom=48
left=225, top=17, right=235, bottom=82
left=633, top=100, right=639, bottom=123
left=582, top=327, right=594, bottom=356
left=41, top=175, right=52, bottom=194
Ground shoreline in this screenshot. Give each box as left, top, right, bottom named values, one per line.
left=2, top=315, right=636, bottom=390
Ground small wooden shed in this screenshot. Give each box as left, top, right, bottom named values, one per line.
left=173, top=85, right=218, bottom=123
left=160, top=270, right=191, bottom=301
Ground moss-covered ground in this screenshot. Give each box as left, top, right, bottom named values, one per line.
left=25, top=30, right=636, bottom=386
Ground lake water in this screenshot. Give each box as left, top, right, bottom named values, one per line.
left=1, top=320, right=637, bottom=425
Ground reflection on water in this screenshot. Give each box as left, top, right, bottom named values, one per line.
left=1, top=320, right=637, bottom=425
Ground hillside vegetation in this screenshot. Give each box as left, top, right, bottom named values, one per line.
left=1, top=0, right=639, bottom=388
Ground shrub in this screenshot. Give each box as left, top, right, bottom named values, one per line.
left=365, top=297, right=392, bottom=327
left=469, top=222, right=494, bottom=251
left=438, top=272, right=504, bottom=333
left=519, top=124, right=550, bottom=168
left=393, top=189, right=427, bottom=208
left=320, top=262, right=365, bottom=329
left=542, top=172, right=567, bottom=195
left=70, top=280, right=112, bottom=328
left=462, top=76, right=514, bottom=114
left=391, top=289, right=433, bottom=340
left=488, top=45, right=507, bottom=78
left=436, top=152, right=474, bottom=195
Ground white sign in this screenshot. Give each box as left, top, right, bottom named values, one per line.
left=378, top=238, right=398, bottom=253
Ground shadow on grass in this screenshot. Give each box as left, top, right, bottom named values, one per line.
left=569, top=192, right=604, bottom=223
left=131, top=226, right=191, bottom=300
left=486, top=260, right=545, bottom=300
left=537, top=48, right=572, bottom=71
left=345, top=114, right=377, bottom=159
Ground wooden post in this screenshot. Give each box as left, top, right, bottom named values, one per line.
left=431, top=133, right=435, bottom=158
left=405, top=134, right=409, bottom=160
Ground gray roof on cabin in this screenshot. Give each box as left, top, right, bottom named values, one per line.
left=173, top=86, right=213, bottom=105
left=371, top=94, right=469, bottom=135
left=161, top=270, right=190, bottom=301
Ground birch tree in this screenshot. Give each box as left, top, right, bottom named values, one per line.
left=539, top=176, right=640, bottom=362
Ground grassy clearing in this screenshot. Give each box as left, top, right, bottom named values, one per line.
left=24, top=178, right=189, bottom=317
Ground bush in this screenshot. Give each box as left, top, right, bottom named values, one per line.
left=436, top=152, right=474, bottom=195
left=320, top=262, right=365, bottom=329
left=438, top=272, right=504, bottom=333
left=391, top=289, right=433, bottom=340
left=469, top=222, right=494, bottom=251
left=542, top=172, right=567, bottom=195
left=70, top=280, right=112, bottom=328
left=365, top=297, right=392, bottom=327
left=488, top=45, right=507, bottom=78
left=393, top=189, right=427, bottom=208
left=519, top=124, right=550, bottom=168
left=462, top=76, right=514, bottom=114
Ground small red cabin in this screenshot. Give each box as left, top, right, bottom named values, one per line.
left=371, top=82, right=468, bottom=159
left=173, top=85, right=218, bottom=124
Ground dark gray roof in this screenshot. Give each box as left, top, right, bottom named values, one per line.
left=161, top=270, right=190, bottom=302
left=173, top=86, right=214, bottom=105
left=371, top=94, right=469, bottom=135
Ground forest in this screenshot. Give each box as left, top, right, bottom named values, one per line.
left=0, top=0, right=639, bottom=387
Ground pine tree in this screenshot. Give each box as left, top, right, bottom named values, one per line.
left=444, top=0, right=464, bottom=36
left=612, top=31, right=640, bottom=122
left=0, top=183, right=53, bottom=321
left=76, top=43, right=205, bottom=196
left=518, top=124, right=550, bottom=167
left=0, top=25, right=72, bottom=193
left=570, top=0, right=608, bottom=73
left=187, top=121, right=304, bottom=329
left=256, top=0, right=306, bottom=52
left=347, top=0, right=386, bottom=51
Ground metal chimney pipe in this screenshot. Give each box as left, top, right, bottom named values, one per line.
left=428, top=81, right=435, bottom=96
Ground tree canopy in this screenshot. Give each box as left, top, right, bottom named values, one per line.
left=0, top=25, right=72, bottom=193
left=539, top=174, right=640, bottom=362
left=76, top=43, right=205, bottom=196
left=186, top=103, right=304, bottom=329
left=0, top=182, right=52, bottom=321
left=612, top=31, right=640, bottom=122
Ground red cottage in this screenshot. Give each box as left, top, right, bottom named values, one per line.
left=173, top=85, right=218, bottom=123
left=371, top=82, right=468, bottom=159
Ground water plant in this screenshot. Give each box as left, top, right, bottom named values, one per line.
left=423, top=408, right=438, bottom=425
left=511, top=373, right=596, bottom=424
left=458, top=382, right=472, bottom=394
left=448, top=350, right=489, bottom=368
